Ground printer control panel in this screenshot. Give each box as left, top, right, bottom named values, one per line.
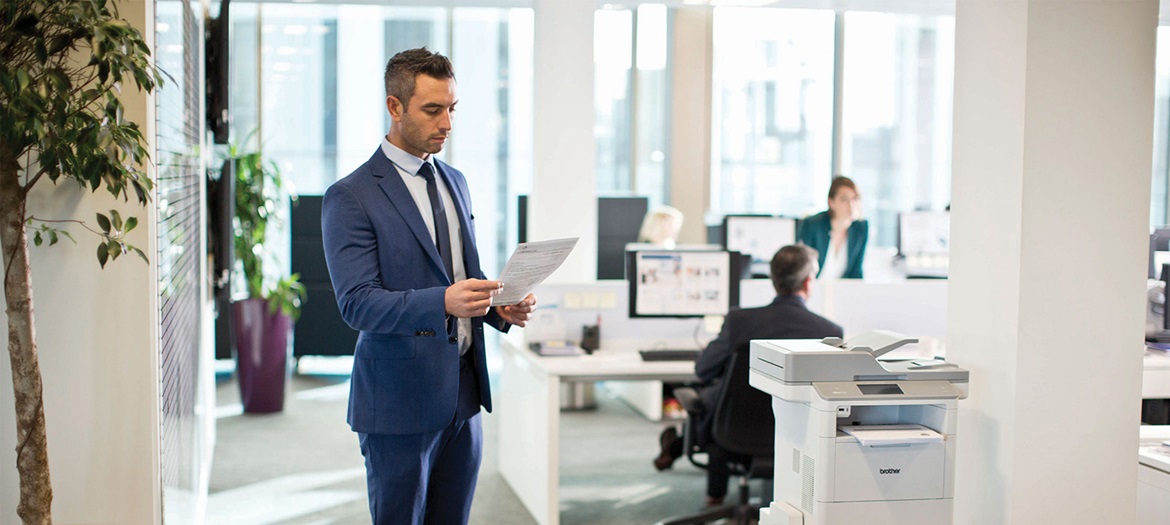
left=814, top=380, right=963, bottom=400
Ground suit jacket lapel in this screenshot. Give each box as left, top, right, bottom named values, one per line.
left=369, top=149, right=448, bottom=279
left=435, top=161, right=481, bottom=277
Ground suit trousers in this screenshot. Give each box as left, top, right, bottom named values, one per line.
left=359, top=353, right=484, bottom=525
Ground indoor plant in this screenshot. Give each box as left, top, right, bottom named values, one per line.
left=228, top=140, right=305, bottom=413
left=0, top=2, right=159, bottom=522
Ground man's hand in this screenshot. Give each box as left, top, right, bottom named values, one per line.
left=496, top=293, right=537, bottom=327
left=446, top=279, right=503, bottom=318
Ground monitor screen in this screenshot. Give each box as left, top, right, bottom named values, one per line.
left=722, top=215, right=797, bottom=277
left=1150, top=227, right=1170, bottom=278
left=898, top=211, right=950, bottom=255
left=627, top=250, right=741, bottom=318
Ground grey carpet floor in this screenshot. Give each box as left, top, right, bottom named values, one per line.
left=207, top=360, right=766, bottom=525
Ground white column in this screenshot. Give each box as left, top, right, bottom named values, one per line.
left=530, top=0, right=596, bottom=282
left=949, top=1, right=1156, bottom=523
left=669, top=6, right=714, bottom=245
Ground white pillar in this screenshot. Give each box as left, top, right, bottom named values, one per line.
left=949, top=1, right=1156, bottom=523
left=530, top=0, right=596, bottom=282
left=669, top=6, right=714, bottom=245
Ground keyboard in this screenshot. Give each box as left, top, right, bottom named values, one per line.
left=638, top=349, right=701, bottom=362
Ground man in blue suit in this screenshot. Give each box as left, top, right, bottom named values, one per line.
left=321, top=48, right=536, bottom=525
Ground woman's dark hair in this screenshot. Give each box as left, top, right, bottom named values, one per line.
left=828, top=175, right=858, bottom=200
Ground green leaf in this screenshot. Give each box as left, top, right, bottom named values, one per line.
left=60, top=230, right=76, bottom=244
left=107, top=239, right=121, bottom=260
left=132, top=246, right=148, bottom=264
left=110, top=209, right=122, bottom=230
left=33, top=232, right=42, bottom=247
left=124, top=216, right=137, bottom=232
left=97, top=243, right=108, bottom=268
left=49, top=231, right=58, bottom=246
left=96, top=213, right=111, bottom=233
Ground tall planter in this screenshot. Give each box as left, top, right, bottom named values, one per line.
left=233, top=298, right=292, bottom=413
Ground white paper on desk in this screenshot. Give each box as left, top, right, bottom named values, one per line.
left=492, top=237, right=579, bottom=306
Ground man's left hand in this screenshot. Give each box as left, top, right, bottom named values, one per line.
left=497, top=293, right=537, bottom=327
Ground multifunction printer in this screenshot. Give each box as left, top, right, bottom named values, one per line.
left=748, top=331, right=969, bottom=525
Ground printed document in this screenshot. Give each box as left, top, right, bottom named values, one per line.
left=492, top=237, right=579, bottom=306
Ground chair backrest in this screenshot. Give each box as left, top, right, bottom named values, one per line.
left=710, top=350, right=775, bottom=458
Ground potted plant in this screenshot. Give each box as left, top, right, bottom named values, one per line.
left=0, top=2, right=160, bottom=522
left=227, top=140, right=305, bottom=413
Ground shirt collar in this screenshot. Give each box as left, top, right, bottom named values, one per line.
left=380, top=136, right=434, bottom=177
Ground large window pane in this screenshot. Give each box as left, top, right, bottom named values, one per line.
left=595, top=9, right=633, bottom=194
left=634, top=4, right=671, bottom=205
left=1153, top=24, right=1170, bottom=228
left=711, top=8, right=836, bottom=218
left=230, top=5, right=533, bottom=276
left=841, top=12, right=954, bottom=247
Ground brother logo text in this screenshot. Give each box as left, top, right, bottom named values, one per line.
left=879, top=468, right=901, bottom=475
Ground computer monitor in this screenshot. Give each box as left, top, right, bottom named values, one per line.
left=1150, top=227, right=1170, bottom=279
left=898, top=211, right=950, bottom=279
left=626, top=250, right=741, bottom=318
left=722, top=215, right=797, bottom=278
left=897, top=211, right=950, bottom=255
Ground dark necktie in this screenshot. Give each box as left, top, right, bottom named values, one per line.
left=420, top=162, right=459, bottom=343
left=419, top=162, right=454, bottom=282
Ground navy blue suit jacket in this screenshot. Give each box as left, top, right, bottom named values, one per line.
left=694, top=295, right=843, bottom=411
left=322, top=148, right=508, bottom=435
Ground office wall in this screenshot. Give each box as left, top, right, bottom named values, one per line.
left=949, top=1, right=1155, bottom=523
left=670, top=6, right=714, bottom=245
left=0, top=1, right=161, bottom=523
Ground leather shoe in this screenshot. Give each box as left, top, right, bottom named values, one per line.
left=654, top=426, right=681, bottom=471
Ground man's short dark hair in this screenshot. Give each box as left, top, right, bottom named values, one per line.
left=384, top=47, right=455, bottom=107
left=770, top=245, right=819, bottom=295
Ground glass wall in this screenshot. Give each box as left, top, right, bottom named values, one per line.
left=229, top=4, right=533, bottom=276
left=1153, top=25, right=1170, bottom=228
left=710, top=7, right=955, bottom=249
left=841, top=12, right=954, bottom=247
left=710, top=8, right=836, bottom=220
left=594, top=4, right=671, bottom=205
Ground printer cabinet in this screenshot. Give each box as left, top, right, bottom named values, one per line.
left=770, top=395, right=959, bottom=525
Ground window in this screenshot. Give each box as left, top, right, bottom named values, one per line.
left=841, top=12, right=954, bottom=247
left=594, top=5, right=671, bottom=205
left=229, top=5, right=533, bottom=276
left=711, top=8, right=835, bottom=219
left=1152, top=24, right=1170, bottom=228
left=711, top=6, right=954, bottom=249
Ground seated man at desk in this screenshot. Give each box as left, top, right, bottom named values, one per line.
left=654, top=244, right=844, bottom=506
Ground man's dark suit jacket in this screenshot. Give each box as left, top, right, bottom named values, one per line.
left=692, top=294, right=843, bottom=439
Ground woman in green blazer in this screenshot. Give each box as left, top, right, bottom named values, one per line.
left=797, top=176, right=868, bottom=279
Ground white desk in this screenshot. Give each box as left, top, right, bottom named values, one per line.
left=1144, top=349, right=1170, bottom=399
left=497, top=337, right=697, bottom=525
left=1138, top=426, right=1170, bottom=524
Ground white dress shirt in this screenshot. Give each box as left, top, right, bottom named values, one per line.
left=380, top=138, right=472, bottom=355
left=820, top=237, right=849, bottom=280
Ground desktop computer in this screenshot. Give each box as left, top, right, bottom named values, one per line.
left=722, top=214, right=797, bottom=279
left=898, top=211, right=950, bottom=279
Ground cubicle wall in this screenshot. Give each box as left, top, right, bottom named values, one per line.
left=527, top=279, right=949, bottom=420
left=531, top=279, right=948, bottom=349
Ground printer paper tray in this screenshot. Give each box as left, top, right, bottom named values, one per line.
left=838, top=424, right=943, bottom=446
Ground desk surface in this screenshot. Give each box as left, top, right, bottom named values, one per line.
left=1141, top=425, right=1170, bottom=474
left=505, top=338, right=699, bottom=382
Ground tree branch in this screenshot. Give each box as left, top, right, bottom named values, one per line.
left=23, top=168, right=46, bottom=193
left=25, top=217, right=104, bottom=237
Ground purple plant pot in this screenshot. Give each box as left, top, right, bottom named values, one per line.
left=232, top=298, right=292, bottom=413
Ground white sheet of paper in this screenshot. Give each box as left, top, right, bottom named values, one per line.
left=492, top=237, right=579, bottom=306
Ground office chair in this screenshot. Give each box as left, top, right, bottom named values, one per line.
left=655, top=351, right=775, bottom=525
